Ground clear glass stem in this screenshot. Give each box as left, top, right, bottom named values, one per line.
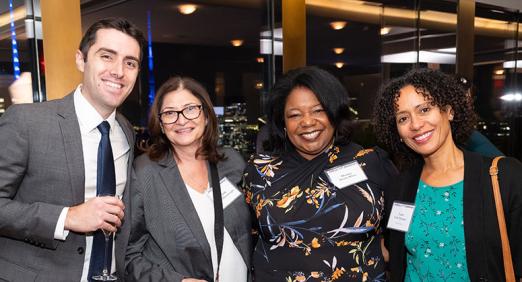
left=102, top=232, right=111, bottom=277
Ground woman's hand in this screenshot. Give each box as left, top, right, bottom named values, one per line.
left=181, top=278, right=208, bottom=282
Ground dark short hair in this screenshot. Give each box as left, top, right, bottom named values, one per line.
left=78, top=17, right=146, bottom=62
left=145, top=76, right=224, bottom=163
left=266, top=66, right=352, bottom=153
left=373, top=68, right=477, bottom=169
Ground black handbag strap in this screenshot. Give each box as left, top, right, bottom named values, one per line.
left=209, top=162, right=224, bottom=281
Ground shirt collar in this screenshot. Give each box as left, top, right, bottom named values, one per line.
left=74, top=85, right=117, bottom=134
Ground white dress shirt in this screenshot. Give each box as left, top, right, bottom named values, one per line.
left=53, top=85, right=130, bottom=281
left=185, top=183, right=248, bottom=282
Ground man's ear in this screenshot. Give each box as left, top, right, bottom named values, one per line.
left=75, top=50, right=85, bottom=73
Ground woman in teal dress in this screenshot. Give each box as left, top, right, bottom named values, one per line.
left=242, top=66, right=397, bottom=281
left=373, top=68, right=522, bottom=281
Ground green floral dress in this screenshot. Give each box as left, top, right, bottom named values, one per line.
left=404, top=180, right=470, bottom=282
left=242, top=143, right=396, bottom=282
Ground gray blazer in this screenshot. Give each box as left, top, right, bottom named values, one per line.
left=0, top=93, right=135, bottom=282
left=126, top=148, right=252, bottom=282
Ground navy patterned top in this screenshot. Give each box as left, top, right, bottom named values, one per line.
left=242, top=143, right=396, bottom=281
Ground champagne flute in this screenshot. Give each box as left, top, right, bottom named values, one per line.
left=92, top=194, right=122, bottom=281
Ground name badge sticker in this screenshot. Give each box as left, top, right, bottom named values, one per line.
left=219, top=177, right=242, bottom=209
left=387, top=201, right=415, bottom=232
left=325, top=161, right=368, bottom=189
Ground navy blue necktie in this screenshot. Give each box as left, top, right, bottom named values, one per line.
left=88, top=121, right=116, bottom=279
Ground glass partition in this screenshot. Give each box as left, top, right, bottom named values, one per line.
left=473, top=3, right=521, bottom=158
left=0, top=0, right=44, bottom=115
left=81, top=0, right=279, bottom=156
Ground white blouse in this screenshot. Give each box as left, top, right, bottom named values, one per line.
left=185, top=183, right=248, bottom=282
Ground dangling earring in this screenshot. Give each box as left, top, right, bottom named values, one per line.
left=400, top=138, right=403, bottom=143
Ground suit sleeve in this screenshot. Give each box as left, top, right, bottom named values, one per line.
left=125, top=168, right=186, bottom=282
left=0, top=105, right=63, bottom=249
left=221, top=147, right=246, bottom=183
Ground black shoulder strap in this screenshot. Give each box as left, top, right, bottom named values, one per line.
left=209, top=162, right=224, bottom=281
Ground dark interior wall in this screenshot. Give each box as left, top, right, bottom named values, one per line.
left=151, top=42, right=263, bottom=101
left=342, top=73, right=382, bottom=120
left=120, top=41, right=265, bottom=126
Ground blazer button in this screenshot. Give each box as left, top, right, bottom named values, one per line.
left=77, top=247, right=85, bottom=254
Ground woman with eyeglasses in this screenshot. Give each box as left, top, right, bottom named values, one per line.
left=125, top=76, right=252, bottom=282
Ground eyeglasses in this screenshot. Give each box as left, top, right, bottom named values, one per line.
left=158, top=105, right=203, bottom=124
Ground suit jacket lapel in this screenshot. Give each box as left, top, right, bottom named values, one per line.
left=157, top=152, right=213, bottom=271
left=115, top=113, right=134, bottom=275
left=115, top=113, right=134, bottom=158
left=396, top=163, right=422, bottom=273
left=462, top=150, right=488, bottom=281
left=57, top=93, right=85, bottom=204
left=403, top=164, right=422, bottom=203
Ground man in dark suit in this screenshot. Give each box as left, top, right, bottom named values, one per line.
left=0, top=18, right=145, bottom=281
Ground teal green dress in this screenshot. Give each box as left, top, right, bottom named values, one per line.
left=404, top=179, right=470, bottom=282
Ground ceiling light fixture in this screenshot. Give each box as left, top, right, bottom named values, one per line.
left=335, top=62, right=344, bottom=68
left=256, top=57, right=264, bottom=63
left=494, top=69, right=504, bottom=75
left=178, top=4, right=197, bottom=15
left=230, top=39, right=244, bottom=47
left=329, top=21, right=347, bottom=30
left=333, top=48, right=345, bottom=55
left=380, top=27, right=391, bottom=35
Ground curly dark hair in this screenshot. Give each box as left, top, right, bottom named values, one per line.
left=266, top=66, right=352, bottom=153
left=144, top=76, right=224, bottom=163
left=372, top=68, right=477, bottom=169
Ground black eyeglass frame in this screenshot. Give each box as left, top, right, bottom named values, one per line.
left=158, top=105, right=203, bottom=124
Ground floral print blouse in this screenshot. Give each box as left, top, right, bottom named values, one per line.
left=405, top=180, right=470, bottom=282
left=242, top=143, right=396, bottom=282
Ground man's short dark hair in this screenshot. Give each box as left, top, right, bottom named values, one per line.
left=78, top=17, right=146, bottom=62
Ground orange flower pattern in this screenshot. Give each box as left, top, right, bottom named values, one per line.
left=242, top=145, right=395, bottom=281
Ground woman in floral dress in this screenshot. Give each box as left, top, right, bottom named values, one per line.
left=242, top=66, right=396, bottom=281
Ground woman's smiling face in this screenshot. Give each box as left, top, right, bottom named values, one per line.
left=395, top=85, right=454, bottom=158
left=284, top=86, right=334, bottom=160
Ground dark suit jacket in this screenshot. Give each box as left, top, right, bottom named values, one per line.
left=385, top=150, right=522, bottom=281
left=0, top=93, right=135, bottom=282
left=126, top=148, right=252, bottom=282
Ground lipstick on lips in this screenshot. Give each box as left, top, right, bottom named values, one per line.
left=412, top=130, right=433, bottom=144
left=300, top=130, right=321, bottom=141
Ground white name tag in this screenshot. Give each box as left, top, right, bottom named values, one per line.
left=325, top=161, right=368, bottom=189
left=219, top=177, right=242, bottom=209
left=387, top=201, right=415, bottom=232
